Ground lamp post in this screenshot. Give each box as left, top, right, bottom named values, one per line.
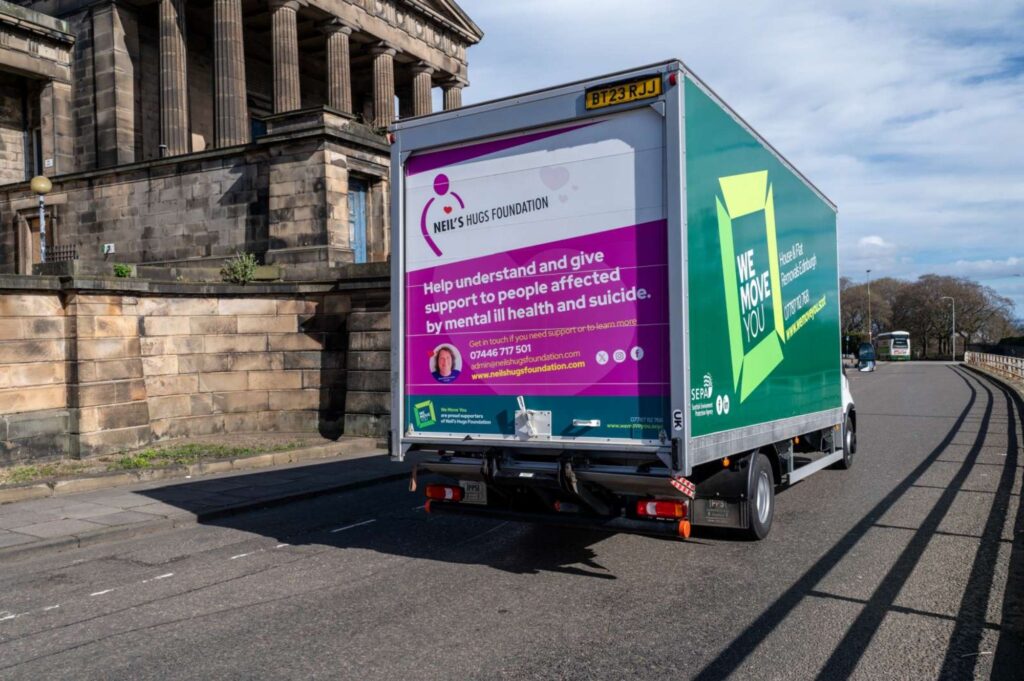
left=866, top=269, right=872, bottom=342
left=30, top=175, right=53, bottom=264
left=940, top=296, right=956, bottom=362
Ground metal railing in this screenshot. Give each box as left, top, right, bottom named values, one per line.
left=965, top=351, right=1024, bottom=382
left=46, top=244, right=78, bottom=262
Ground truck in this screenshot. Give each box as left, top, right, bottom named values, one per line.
left=388, top=60, right=856, bottom=540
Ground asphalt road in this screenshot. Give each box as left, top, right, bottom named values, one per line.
left=1, top=363, right=1021, bottom=680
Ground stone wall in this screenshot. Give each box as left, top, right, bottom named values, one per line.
left=186, top=19, right=214, bottom=153
left=0, top=272, right=391, bottom=466
left=0, top=287, right=69, bottom=463
left=0, top=72, right=25, bottom=185
left=136, top=293, right=347, bottom=442
left=0, top=117, right=390, bottom=274
left=67, top=7, right=95, bottom=171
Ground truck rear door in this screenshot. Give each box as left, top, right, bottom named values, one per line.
left=399, top=105, right=670, bottom=448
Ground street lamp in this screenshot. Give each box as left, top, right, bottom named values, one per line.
left=866, top=269, right=872, bottom=342
left=30, top=175, right=52, bottom=264
left=941, top=296, right=956, bottom=362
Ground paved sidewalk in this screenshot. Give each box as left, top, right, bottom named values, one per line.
left=0, top=446, right=407, bottom=562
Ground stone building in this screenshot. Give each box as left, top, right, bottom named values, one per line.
left=0, top=0, right=482, bottom=277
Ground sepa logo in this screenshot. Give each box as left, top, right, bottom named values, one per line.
left=716, top=170, right=785, bottom=403
left=420, top=174, right=465, bottom=257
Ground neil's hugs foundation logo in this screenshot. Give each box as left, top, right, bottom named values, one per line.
left=420, top=173, right=465, bottom=257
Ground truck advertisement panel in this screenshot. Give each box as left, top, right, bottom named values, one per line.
left=403, top=107, right=669, bottom=441
left=684, top=77, right=841, bottom=437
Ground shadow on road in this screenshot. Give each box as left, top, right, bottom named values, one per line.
left=131, top=452, right=623, bottom=579
left=129, top=366, right=1024, bottom=672
left=691, top=365, right=1023, bottom=681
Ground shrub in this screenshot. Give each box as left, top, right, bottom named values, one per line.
left=112, top=263, right=133, bottom=278
left=220, top=252, right=258, bottom=285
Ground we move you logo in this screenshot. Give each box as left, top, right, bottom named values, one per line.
left=716, top=170, right=785, bottom=402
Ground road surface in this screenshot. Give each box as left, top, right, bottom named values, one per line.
left=1, top=363, right=1021, bottom=679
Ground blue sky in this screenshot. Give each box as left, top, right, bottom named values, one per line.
left=451, top=0, right=1024, bottom=315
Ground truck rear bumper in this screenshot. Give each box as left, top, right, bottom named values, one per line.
left=425, top=500, right=690, bottom=539
left=419, top=456, right=683, bottom=499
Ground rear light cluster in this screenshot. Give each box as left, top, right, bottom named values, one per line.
left=425, top=484, right=463, bottom=502
left=637, top=498, right=692, bottom=538
left=636, top=499, right=687, bottom=519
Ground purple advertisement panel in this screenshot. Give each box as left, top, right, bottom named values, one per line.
left=405, top=220, right=669, bottom=397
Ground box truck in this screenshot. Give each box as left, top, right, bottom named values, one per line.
left=389, top=60, right=856, bottom=540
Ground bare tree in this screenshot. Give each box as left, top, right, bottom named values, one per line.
left=841, top=273, right=1018, bottom=358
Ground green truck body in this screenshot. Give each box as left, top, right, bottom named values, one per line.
left=389, top=61, right=853, bottom=540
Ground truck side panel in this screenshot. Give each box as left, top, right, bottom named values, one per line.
left=402, top=107, right=670, bottom=442
left=683, top=76, right=841, bottom=443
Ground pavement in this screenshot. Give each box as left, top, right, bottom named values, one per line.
left=0, top=439, right=404, bottom=563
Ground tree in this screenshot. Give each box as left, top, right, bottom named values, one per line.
left=840, top=272, right=1018, bottom=359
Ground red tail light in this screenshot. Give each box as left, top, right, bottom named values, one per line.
left=425, top=484, right=464, bottom=502
left=636, top=499, right=687, bottom=519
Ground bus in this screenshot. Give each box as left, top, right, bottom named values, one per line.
left=875, top=331, right=911, bottom=361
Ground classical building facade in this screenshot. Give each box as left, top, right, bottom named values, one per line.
left=0, top=0, right=481, bottom=276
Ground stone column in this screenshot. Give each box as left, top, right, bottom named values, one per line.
left=442, top=77, right=465, bottom=111
left=322, top=20, right=353, bottom=114
left=214, top=0, right=249, bottom=146
left=93, top=3, right=138, bottom=166
left=159, top=0, right=189, bottom=156
left=371, top=43, right=396, bottom=129
left=270, top=0, right=301, bottom=113
left=39, top=81, right=74, bottom=175
left=411, top=62, right=434, bottom=117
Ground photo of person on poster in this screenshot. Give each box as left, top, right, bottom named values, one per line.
left=431, top=344, right=462, bottom=383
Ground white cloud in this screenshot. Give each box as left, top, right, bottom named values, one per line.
left=858, top=236, right=895, bottom=250
left=950, top=256, right=1024, bottom=277
left=455, top=0, right=1024, bottom=312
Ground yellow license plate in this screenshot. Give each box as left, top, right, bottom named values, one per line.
left=585, top=75, right=663, bottom=110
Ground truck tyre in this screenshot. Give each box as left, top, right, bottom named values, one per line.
left=745, top=453, right=774, bottom=540
left=836, top=412, right=855, bottom=470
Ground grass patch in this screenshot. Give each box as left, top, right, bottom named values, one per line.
left=105, top=441, right=305, bottom=471
left=0, top=461, right=90, bottom=486
left=0, top=441, right=307, bottom=486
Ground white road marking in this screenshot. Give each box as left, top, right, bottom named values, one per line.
left=329, top=519, right=376, bottom=533
left=143, top=572, right=175, bottom=583
left=90, top=589, right=114, bottom=597
left=42, top=605, right=60, bottom=612
left=0, top=612, right=18, bottom=622
left=230, top=552, right=254, bottom=560
left=275, top=543, right=289, bottom=548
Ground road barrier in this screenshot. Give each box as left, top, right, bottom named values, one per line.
left=965, top=351, right=1024, bottom=382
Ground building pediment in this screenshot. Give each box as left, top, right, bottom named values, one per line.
left=404, top=0, right=482, bottom=44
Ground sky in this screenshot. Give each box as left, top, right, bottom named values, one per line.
left=448, top=0, right=1024, bottom=315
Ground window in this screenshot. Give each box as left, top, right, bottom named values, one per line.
left=25, top=127, right=43, bottom=179
left=250, top=118, right=267, bottom=140
left=348, top=178, right=368, bottom=264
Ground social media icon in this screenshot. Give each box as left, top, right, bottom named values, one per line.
left=630, top=346, right=644, bottom=361
left=596, top=351, right=609, bottom=365
left=613, top=349, right=626, bottom=363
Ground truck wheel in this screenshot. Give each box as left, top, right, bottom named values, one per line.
left=836, top=412, right=855, bottom=470
left=744, top=453, right=774, bottom=540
